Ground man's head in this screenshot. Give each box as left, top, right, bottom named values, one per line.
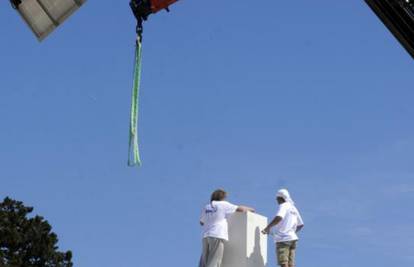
left=276, top=196, right=285, bottom=204
left=210, top=189, right=227, bottom=202
left=276, top=188, right=294, bottom=205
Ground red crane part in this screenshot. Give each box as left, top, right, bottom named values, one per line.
left=151, top=0, right=179, bottom=13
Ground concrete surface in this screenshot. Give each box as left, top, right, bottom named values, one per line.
left=222, top=212, right=268, bottom=267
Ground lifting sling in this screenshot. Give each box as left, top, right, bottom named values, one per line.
left=128, top=0, right=179, bottom=166
left=128, top=38, right=143, bottom=167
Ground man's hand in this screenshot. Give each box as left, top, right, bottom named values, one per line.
left=261, top=227, right=270, bottom=235
left=261, top=215, right=282, bottom=235
left=236, top=206, right=255, bottom=213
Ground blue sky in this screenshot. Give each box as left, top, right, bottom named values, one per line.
left=1, top=1, right=414, bottom=266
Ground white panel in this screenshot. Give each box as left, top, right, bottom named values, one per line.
left=222, top=213, right=247, bottom=267
left=19, top=0, right=55, bottom=40
left=39, top=0, right=78, bottom=23
left=246, top=213, right=268, bottom=267
left=16, top=0, right=86, bottom=41
left=222, top=212, right=268, bottom=267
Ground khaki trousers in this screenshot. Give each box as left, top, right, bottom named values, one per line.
left=199, top=237, right=225, bottom=267
left=276, top=240, right=297, bottom=266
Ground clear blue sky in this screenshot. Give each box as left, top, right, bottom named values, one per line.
left=1, top=1, right=414, bottom=267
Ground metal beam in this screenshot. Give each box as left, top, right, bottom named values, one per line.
left=365, top=0, right=414, bottom=59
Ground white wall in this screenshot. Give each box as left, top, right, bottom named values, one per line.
left=222, top=212, right=268, bottom=267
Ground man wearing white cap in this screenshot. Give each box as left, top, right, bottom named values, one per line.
left=262, top=189, right=304, bottom=267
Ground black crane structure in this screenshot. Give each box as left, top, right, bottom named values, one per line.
left=365, top=0, right=414, bottom=58
left=129, top=0, right=153, bottom=41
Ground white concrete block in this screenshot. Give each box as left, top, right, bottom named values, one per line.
left=222, top=212, right=268, bottom=267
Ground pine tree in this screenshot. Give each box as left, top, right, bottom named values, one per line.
left=0, top=197, right=73, bottom=267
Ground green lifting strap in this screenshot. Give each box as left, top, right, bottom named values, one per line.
left=128, top=39, right=143, bottom=166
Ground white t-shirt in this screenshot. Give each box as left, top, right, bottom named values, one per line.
left=200, top=200, right=238, bottom=241
left=272, top=202, right=304, bottom=243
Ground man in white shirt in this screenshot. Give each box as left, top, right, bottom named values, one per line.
left=262, top=189, right=304, bottom=267
left=199, top=189, right=255, bottom=267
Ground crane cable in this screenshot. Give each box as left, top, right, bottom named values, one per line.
left=128, top=34, right=143, bottom=167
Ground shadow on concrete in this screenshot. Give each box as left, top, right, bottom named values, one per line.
left=247, top=227, right=266, bottom=267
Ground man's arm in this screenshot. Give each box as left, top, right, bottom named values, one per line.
left=199, top=208, right=206, bottom=226
left=236, top=205, right=255, bottom=213
left=261, top=216, right=282, bottom=235
left=296, top=224, right=304, bottom=233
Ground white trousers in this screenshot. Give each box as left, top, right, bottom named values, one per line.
left=199, top=237, right=225, bottom=267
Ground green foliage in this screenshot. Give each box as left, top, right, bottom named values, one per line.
left=0, top=197, right=73, bottom=267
